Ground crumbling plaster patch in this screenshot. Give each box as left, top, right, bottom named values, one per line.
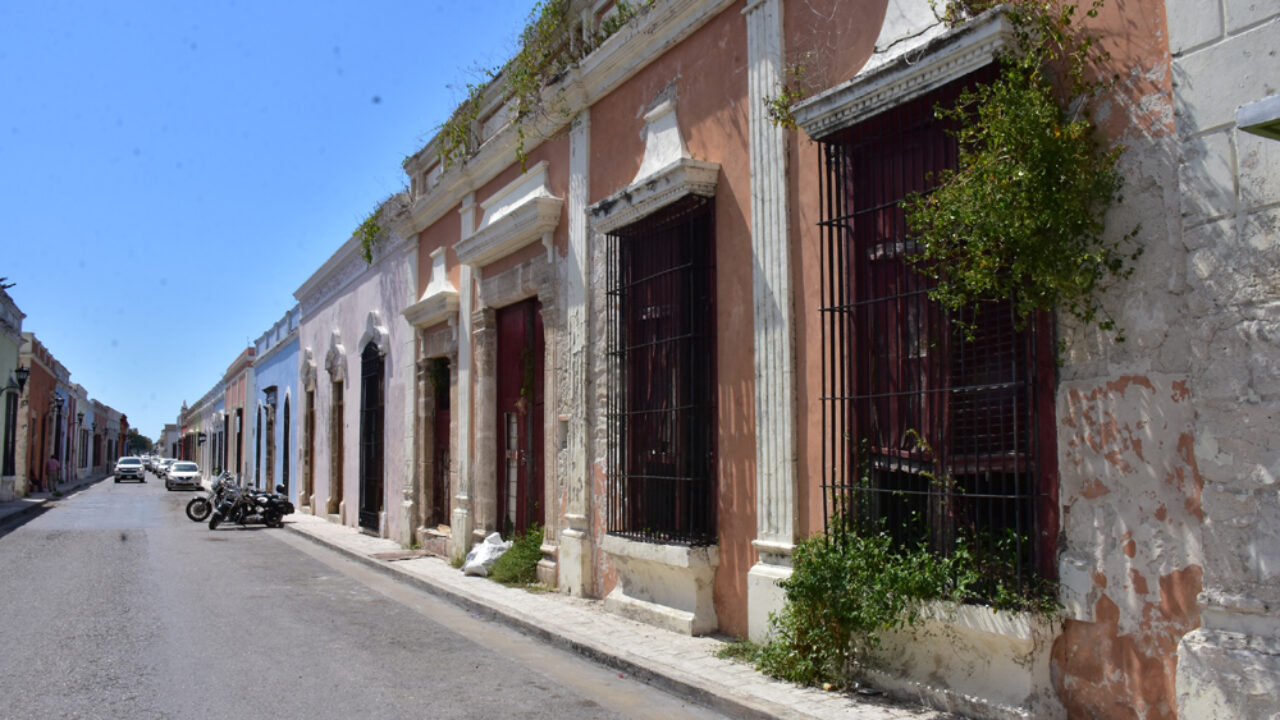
left=1053, top=373, right=1204, bottom=719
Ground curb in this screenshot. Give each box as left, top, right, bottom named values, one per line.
left=283, top=522, right=803, bottom=720
left=0, top=475, right=108, bottom=525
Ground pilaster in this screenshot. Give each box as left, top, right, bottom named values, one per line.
left=470, top=307, right=498, bottom=543
left=559, top=109, right=594, bottom=597
left=450, top=194, right=477, bottom=561
left=744, top=0, right=798, bottom=642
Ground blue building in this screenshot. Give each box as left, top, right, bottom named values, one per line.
left=249, top=306, right=300, bottom=499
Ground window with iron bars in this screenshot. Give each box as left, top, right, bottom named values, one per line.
left=816, top=66, right=1059, bottom=596
left=606, top=194, right=717, bottom=546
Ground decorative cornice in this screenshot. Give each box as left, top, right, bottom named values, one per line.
left=402, top=290, right=460, bottom=331
left=793, top=7, right=1014, bottom=139
left=455, top=162, right=564, bottom=268
left=398, top=0, right=737, bottom=239
left=294, top=194, right=411, bottom=319
left=588, top=158, right=719, bottom=234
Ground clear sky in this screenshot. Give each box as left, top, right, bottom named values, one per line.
left=1, top=0, right=537, bottom=441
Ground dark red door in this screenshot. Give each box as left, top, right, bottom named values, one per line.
left=495, top=299, right=544, bottom=536
left=431, top=407, right=450, bottom=527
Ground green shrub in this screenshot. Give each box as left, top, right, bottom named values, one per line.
left=904, top=0, right=1139, bottom=340
left=756, top=526, right=969, bottom=688
left=489, top=524, right=544, bottom=586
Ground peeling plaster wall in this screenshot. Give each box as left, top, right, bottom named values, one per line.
left=1053, top=375, right=1203, bottom=720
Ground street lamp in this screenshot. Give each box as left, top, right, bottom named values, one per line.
left=3, top=365, right=28, bottom=397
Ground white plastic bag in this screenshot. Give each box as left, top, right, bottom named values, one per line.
left=462, top=532, right=512, bottom=576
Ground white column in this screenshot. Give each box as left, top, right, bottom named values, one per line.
left=560, top=109, right=593, bottom=596
left=451, top=194, right=477, bottom=560
left=744, top=0, right=798, bottom=642
left=400, top=238, right=420, bottom=547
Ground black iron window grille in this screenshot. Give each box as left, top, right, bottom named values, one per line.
left=606, top=195, right=717, bottom=546
left=816, top=67, right=1058, bottom=595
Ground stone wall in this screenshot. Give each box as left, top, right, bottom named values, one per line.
left=1166, top=1, right=1280, bottom=716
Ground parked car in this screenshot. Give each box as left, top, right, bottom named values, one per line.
left=157, top=458, right=175, bottom=478
left=114, top=456, right=145, bottom=483
left=165, top=461, right=201, bottom=491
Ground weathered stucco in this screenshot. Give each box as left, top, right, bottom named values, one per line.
left=1166, top=0, right=1280, bottom=715
left=1053, top=374, right=1204, bottom=719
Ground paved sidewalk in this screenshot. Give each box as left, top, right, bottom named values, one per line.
left=0, top=473, right=108, bottom=524
left=283, top=513, right=953, bottom=720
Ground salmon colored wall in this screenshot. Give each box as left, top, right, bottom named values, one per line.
left=415, top=202, right=462, bottom=298
left=783, top=0, right=884, bottom=98
left=589, top=5, right=756, bottom=637
left=1046, top=3, right=1186, bottom=718
left=481, top=241, right=545, bottom=280
left=790, top=134, right=825, bottom=542
left=786, top=1, right=884, bottom=544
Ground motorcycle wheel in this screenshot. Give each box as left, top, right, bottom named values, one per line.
left=186, top=497, right=212, bottom=522
left=208, top=513, right=221, bottom=530
left=264, top=511, right=282, bottom=529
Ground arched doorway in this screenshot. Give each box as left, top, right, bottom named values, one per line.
left=358, top=341, right=385, bottom=531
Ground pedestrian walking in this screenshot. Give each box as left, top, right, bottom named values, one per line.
left=45, top=454, right=60, bottom=492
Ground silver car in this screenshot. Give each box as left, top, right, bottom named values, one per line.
left=165, top=461, right=202, bottom=491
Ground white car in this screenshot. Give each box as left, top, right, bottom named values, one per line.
left=114, top=456, right=145, bottom=483
left=165, top=461, right=201, bottom=491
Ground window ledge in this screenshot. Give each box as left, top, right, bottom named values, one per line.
left=601, top=534, right=720, bottom=635
left=917, top=600, right=1058, bottom=642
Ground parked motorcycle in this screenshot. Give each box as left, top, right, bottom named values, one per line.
left=208, top=483, right=294, bottom=530
left=186, top=471, right=235, bottom=522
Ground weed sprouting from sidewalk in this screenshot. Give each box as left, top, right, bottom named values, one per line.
left=489, top=524, right=543, bottom=586
left=714, top=639, right=763, bottom=665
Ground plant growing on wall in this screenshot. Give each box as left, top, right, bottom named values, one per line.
left=904, top=0, right=1140, bottom=339
left=355, top=206, right=382, bottom=264
left=436, top=0, right=655, bottom=170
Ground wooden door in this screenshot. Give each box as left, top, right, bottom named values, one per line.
left=495, top=299, right=544, bottom=536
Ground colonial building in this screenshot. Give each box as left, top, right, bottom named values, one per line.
left=250, top=306, right=301, bottom=499
left=221, top=348, right=255, bottom=482
left=17, top=333, right=69, bottom=494
left=294, top=195, right=416, bottom=540
left=0, top=289, right=25, bottom=500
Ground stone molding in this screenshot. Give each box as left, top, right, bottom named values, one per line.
left=793, top=6, right=1013, bottom=140
left=358, top=310, right=391, bottom=356
left=588, top=158, right=719, bottom=234
left=324, top=331, right=347, bottom=383
left=455, top=161, right=564, bottom=268
left=401, top=291, right=459, bottom=332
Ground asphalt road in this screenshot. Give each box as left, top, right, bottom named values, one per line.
left=0, top=473, right=730, bottom=720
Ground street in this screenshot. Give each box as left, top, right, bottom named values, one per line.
left=0, top=472, right=731, bottom=720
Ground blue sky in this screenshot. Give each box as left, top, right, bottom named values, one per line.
left=1, top=0, right=537, bottom=440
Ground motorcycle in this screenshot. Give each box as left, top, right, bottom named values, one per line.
left=186, top=471, right=235, bottom=522
left=208, top=483, right=294, bottom=530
